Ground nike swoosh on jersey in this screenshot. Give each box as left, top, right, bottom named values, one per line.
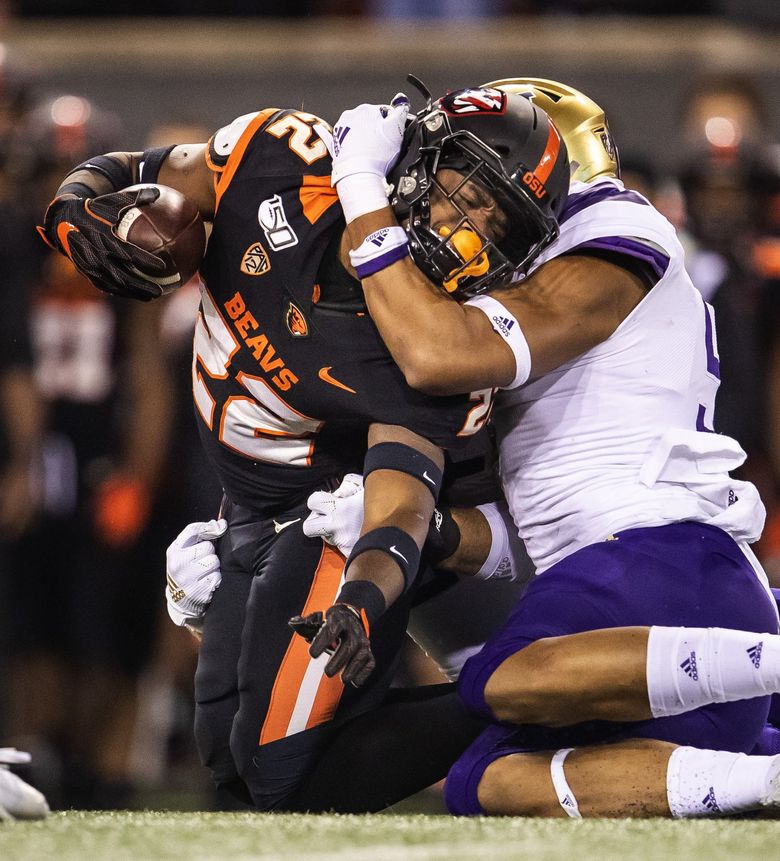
left=422, top=471, right=436, bottom=485
left=273, top=518, right=301, bottom=533
left=389, top=545, right=409, bottom=565
left=318, top=366, right=356, bottom=394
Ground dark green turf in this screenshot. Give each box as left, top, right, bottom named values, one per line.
left=2, top=811, right=780, bottom=861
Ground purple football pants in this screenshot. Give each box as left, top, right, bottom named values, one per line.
left=445, top=522, right=779, bottom=815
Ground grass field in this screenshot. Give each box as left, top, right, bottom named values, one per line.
left=3, top=812, right=780, bottom=861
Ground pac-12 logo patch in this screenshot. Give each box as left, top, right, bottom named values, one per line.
left=285, top=302, right=309, bottom=338
left=240, top=242, right=271, bottom=276
left=258, top=194, right=298, bottom=251
left=441, top=88, right=506, bottom=116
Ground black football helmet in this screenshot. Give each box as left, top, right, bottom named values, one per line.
left=388, top=86, right=570, bottom=299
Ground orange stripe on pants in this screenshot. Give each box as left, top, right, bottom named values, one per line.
left=259, top=543, right=346, bottom=745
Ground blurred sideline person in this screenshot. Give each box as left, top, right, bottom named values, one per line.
left=681, top=73, right=774, bottom=154
left=317, top=79, right=780, bottom=818
left=0, top=53, right=45, bottom=591
left=37, top=88, right=568, bottom=812
left=5, top=95, right=174, bottom=809
left=124, top=121, right=223, bottom=801
left=0, top=55, right=48, bottom=820
left=680, top=142, right=780, bottom=549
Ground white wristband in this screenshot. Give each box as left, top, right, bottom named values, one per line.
left=349, top=226, right=409, bottom=279
left=334, top=173, right=392, bottom=224
left=465, top=294, right=531, bottom=389
left=474, top=502, right=513, bottom=581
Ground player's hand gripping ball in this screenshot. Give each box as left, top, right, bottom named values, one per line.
left=41, top=183, right=206, bottom=301
left=115, top=184, right=206, bottom=292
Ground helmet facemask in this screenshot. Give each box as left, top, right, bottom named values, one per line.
left=390, top=95, right=565, bottom=300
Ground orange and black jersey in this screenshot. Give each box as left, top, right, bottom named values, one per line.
left=194, top=108, right=493, bottom=515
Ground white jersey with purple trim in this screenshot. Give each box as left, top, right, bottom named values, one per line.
left=493, top=177, right=766, bottom=573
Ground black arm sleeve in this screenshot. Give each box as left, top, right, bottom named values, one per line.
left=139, top=146, right=176, bottom=184
left=57, top=153, right=139, bottom=198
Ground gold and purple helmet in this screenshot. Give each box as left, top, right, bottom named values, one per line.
left=484, top=78, right=619, bottom=184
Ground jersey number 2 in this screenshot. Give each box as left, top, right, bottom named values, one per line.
left=266, top=112, right=330, bottom=165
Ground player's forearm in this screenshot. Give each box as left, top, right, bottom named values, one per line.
left=55, top=152, right=143, bottom=199
left=52, top=145, right=215, bottom=221
left=346, top=210, right=513, bottom=395
left=435, top=507, right=493, bottom=576
left=339, top=423, right=444, bottom=622
left=344, top=468, right=435, bottom=611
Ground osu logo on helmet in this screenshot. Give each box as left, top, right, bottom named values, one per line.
left=285, top=302, right=308, bottom=337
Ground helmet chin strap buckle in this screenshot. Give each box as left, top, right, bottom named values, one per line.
left=438, top=225, right=490, bottom=293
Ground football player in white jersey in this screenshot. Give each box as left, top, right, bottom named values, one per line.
left=319, top=80, right=780, bottom=819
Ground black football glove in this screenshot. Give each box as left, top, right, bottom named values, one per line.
left=288, top=603, right=376, bottom=687
left=39, top=188, right=168, bottom=301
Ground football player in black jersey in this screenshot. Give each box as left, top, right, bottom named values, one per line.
left=38, top=88, right=568, bottom=812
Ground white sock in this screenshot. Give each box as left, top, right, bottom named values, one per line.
left=666, top=746, right=778, bottom=817
left=646, top=626, right=780, bottom=718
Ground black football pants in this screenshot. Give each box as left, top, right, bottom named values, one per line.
left=193, top=496, right=413, bottom=811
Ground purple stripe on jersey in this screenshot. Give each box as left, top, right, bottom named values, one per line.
left=696, top=403, right=714, bottom=433
left=573, top=236, right=670, bottom=281
left=703, top=301, right=720, bottom=379
left=559, top=184, right=650, bottom=225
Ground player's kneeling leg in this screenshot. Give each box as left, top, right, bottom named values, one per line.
left=449, top=730, right=780, bottom=818
left=468, top=740, right=676, bottom=818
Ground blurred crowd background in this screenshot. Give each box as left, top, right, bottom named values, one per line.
left=0, top=1, right=779, bottom=812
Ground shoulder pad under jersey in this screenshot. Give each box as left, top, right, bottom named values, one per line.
left=208, top=110, right=280, bottom=169
left=529, top=177, right=681, bottom=276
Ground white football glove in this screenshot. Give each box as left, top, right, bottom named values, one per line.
left=331, top=95, right=410, bottom=184
left=304, top=473, right=365, bottom=558
left=165, top=518, right=227, bottom=629
left=331, top=94, right=410, bottom=223
left=0, top=749, right=49, bottom=820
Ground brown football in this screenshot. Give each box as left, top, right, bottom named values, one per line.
left=115, top=184, right=206, bottom=293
